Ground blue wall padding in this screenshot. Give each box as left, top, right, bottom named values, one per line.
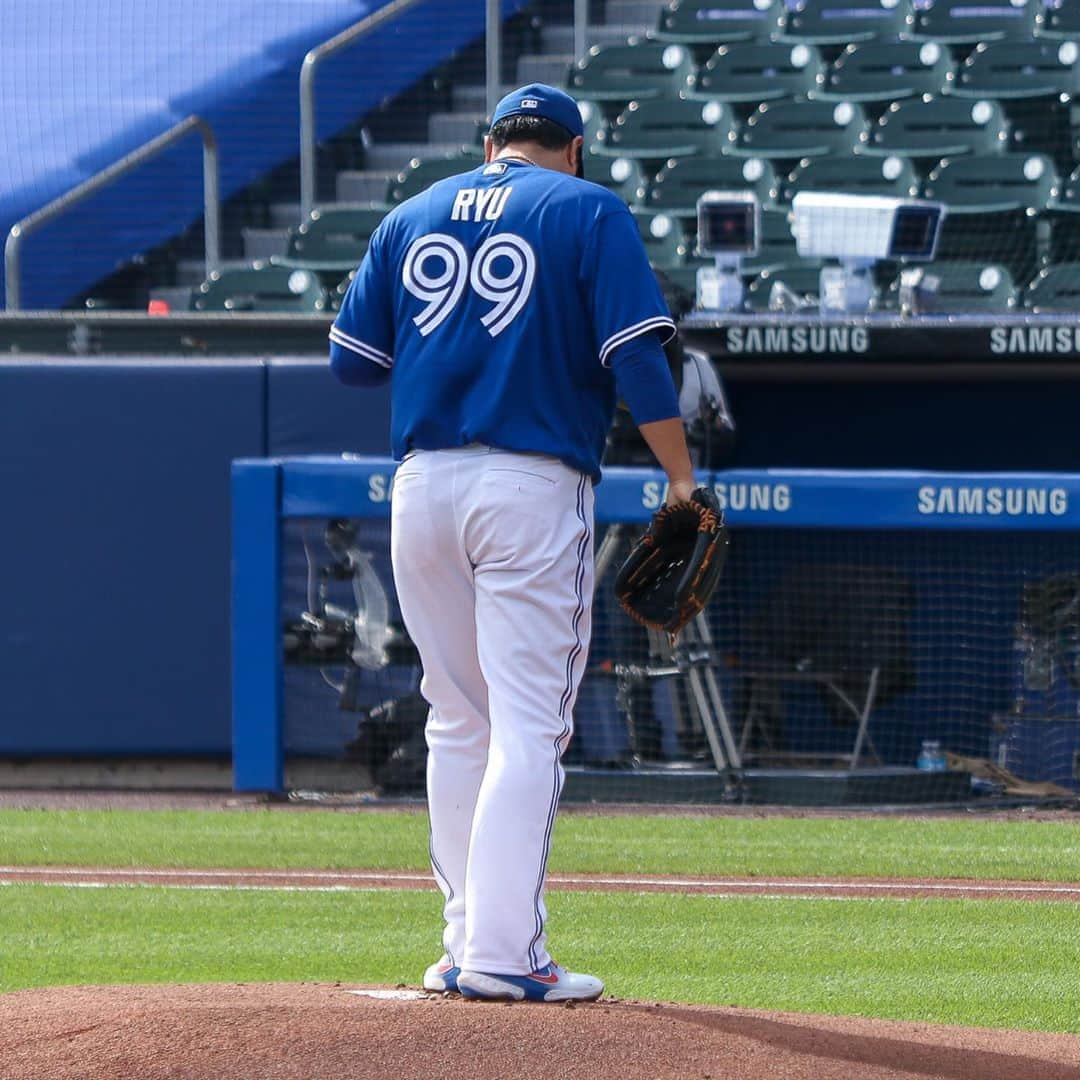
left=0, top=0, right=527, bottom=309
left=267, top=357, right=391, bottom=455
left=0, top=359, right=266, bottom=753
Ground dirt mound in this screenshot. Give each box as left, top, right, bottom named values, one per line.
left=1, top=983, right=1077, bottom=1080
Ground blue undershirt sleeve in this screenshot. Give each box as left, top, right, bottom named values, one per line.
left=609, top=331, right=680, bottom=426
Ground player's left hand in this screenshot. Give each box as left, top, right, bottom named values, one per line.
left=666, top=479, right=697, bottom=506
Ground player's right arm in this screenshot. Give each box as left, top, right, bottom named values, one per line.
left=329, top=224, right=396, bottom=386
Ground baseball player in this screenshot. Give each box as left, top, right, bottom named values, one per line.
left=330, top=84, right=696, bottom=1002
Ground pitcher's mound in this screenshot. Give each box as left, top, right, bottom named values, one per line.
left=1, top=983, right=1077, bottom=1080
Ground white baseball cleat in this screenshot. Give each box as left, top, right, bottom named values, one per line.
left=457, top=962, right=603, bottom=1002
left=422, top=955, right=461, bottom=993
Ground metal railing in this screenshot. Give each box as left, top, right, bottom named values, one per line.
left=299, top=0, right=507, bottom=219
left=574, top=0, right=588, bottom=62
left=4, top=115, right=219, bottom=312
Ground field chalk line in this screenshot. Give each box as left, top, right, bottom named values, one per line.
left=0, top=866, right=1077, bottom=900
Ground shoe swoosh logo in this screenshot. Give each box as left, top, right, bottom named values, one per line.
left=528, top=970, right=560, bottom=984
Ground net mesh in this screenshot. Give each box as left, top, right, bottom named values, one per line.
left=281, top=516, right=1080, bottom=805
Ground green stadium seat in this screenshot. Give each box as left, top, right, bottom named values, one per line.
left=386, top=152, right=484, bottom=205
left=953, top=41, right=1080, bottom=99
left=584, top=152, right=650, bottom=203
left=567, top=42, right=696, bottom=104
left=644, top=155, right=780, bottom=217
left=742, top=208, right=810, bottom=274
left=862, top=97, right=1009, bottom=158
left=745, top=263, right=826, bottom=310
left=783, top=154, right=919, bottom=200
left=923, top=152, right=1059, bottom=212
left=630, top=208, right=693, bottom=267
left=778, top=0, right=915, bottom=45
left=687, top=43, right=827, bottom=103
left=732, top=100, right=868, bottom=158
left=191, top=263, right=328, bottom=313
left=1023, top=262, right=1080, bottom=311
left=274, top=205, right=386, bottom=277
left=1036, top=0, right=1080, bottom=39
left=885, top=261, right=1018, bottom=313
left=577, top=99, right=609, bottom=153
left=912, top=0, right=1038, bottom=44
left=1047, top=163, right=1080, bottom=261
left=594, top=95, right=737, bottom=159
left=923, top=153, right=1059, bottom=282
left=820, top=41, right=956, bottom=104
left=654, top=0, right=785, bottom=45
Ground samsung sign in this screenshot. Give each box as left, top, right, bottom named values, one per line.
left=725, top=326, right=870, bottom=354
left=916, top=485, right=1069, bottom=517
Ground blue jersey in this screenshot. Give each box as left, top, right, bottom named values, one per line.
left=330, top=159, right=675, bottom=482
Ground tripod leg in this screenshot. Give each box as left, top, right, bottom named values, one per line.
left=689, top=613, right=742, bottom=770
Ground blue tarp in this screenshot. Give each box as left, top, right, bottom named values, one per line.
left=0, top=0, right=520, bottom=309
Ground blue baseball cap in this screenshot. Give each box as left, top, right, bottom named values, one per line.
left=490, top=84, right=586, bottom=176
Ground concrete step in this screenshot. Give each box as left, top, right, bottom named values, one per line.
left=242, top=227, right=289, bottom=262
left=541, top=23, right=650, bottom=53
left=363, top=140, right=463, bottom=170
left=269, top=202, right=304, bottom=230
left=176, top=258, right=250, bottom=287
left=604, top=0, right=663, bottom=28
left=517, top=53, right=575, bottom=87
left=335, top=170, right=396, bottom=204
left=452, top=83, right=513, bottom=113
left=428, top=111, right=486, bottom=146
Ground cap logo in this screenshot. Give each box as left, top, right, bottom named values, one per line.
left=521, top=98, right=539, bottom=108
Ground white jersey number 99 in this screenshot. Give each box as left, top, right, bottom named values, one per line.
left=402, top=232, right=536, bottom=338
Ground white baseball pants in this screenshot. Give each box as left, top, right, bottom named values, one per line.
left=390, top=445, right=595, bottom=974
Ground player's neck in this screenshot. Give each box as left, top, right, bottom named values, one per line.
left=493, top=149, right=540, bottom=168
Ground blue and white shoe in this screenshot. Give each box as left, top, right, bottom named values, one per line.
left=422, top=955, right=461, bottom=993
left=457, top=962, right=603, bottom=1003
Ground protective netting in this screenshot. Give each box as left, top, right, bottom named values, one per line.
left=281, top=516, right=1080, bottom=805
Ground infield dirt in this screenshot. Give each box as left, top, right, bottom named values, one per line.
left=2, top=982, right=1078, bottom=1080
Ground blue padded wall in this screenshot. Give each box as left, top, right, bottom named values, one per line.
left=0, top=359, right=266, bottom=753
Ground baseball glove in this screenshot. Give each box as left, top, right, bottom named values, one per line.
left=614, top=487, right=729, bottom=639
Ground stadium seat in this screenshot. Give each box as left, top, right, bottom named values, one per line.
left=274, top=206, right=386, bottom=278
left=1023, top=261, right=1080, bottom=311
left=687, top=43, right=827, bottom=103
left=742, top=208, right=810, bottom=274
left=912, top=0, right=1038, bottom=44
left=819, top=41, right=956, bottom=104
left=594, top=96, right=738, bottom=159
left=783, top=154, right=919, bottom=200
left=885, top=261, right=1018, bottom=313
left=567, top=42, right=696, bottom=103
left=386, top=152, right=483, bottom=204
left=861, top=97, right=1009, bottom=158
left=923, top=153, right=1058, bottom=281
left=732, top=100, right=868, bottom=158
left=630, top=209, right=693, bottom=268
left=953, top=41, right=1080, bottom=100
left=1036, top=0, right=1080, bottom=39
left=577, top=99, right=609, bottom=153
left=584, top=153, right=650, bottom=203
left=653, top=0, right=785, bottom=45
left=191, top=264, right=328, bottom=312
left=1047, top=163, right=1080, bottom=261
left=778, top=0, right=915, bottom=46
left=923, top=152, right=1059, bottom=212
left=644, top=155, right=780, bottom=217
left=745, top=263, right=826, bottom=310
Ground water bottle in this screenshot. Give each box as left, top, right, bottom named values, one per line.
left=917, top=739, right=946, bottom=772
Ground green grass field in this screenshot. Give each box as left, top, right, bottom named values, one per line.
left=2, top=808, right=1078, bottom=880
left=2, top=808, right=1078, bottom=1032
